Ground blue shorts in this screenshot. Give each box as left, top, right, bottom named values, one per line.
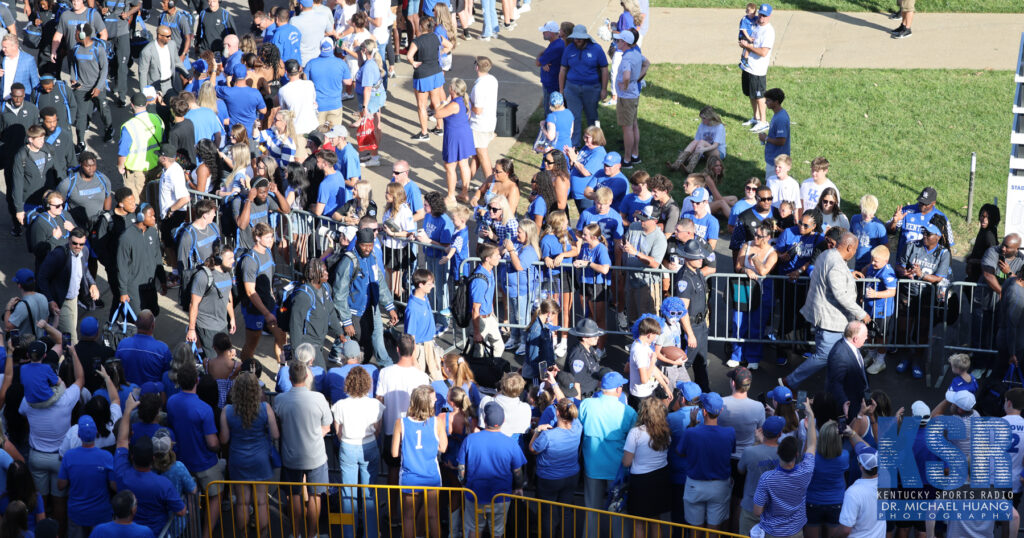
left=242, top=303, right=277, bottom=332
left=406, top=0, right=420, bottom=16
left=282, top=462, right=329, bottom=496
left=413, top=72, right=444, bottom=93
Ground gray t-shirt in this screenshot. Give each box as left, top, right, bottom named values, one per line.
left=190, top=268, right=231, bottom=331
left=272, top=386, right=331, bottom=470
left=718, top=395, right=766, bottom=458
left=738, top=442, right=780, bottom=512
left=177, top=222, right=220, bottom=271
left=101, top=0, right=135, bottom=37
left=977, top=246, right=1024, bottom=310
left=291, top=10, right=333, bottom=66
left=240, top=247, right=275, bottom=308
left=898, top=241, right=951, bottom=297
left=8, top=293, right=49, bottom=338
left=57, top=8, right=106, bottom=49
left=57, top=173, right=110, bottom=225
left=231, top=196, right=281, bottom=250
left=623, top=223, right=666, bottom=286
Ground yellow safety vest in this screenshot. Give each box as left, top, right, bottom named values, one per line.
left=123, top=112, right=164, bottom=171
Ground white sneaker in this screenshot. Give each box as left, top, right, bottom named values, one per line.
left=748, top=363, right=759, bottom=370
left=742, top=117, right=757, bottom=126
left=555, top=340, right=567, bottom=357
left=750, top=121, right=770, bottom=133
left=341, top=93, right=355, bottom=101
left=518, top=3, right=530, bottom=12
left=867, top=356, right=887, bottom=375
left=515, top=344, right=526, bottom=356
left=505, top=335, right=520, bottom=350
left=726, top=359, right=740, bottom=367
left=362, top=155, right=381, bottom=167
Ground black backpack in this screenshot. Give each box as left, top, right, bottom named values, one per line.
left=451, top=272, right=487, bottom=329
left=89, top=211, right=116, bottom=261
left=233, top=247, right=254, bottom=304
left=180, top=266, right=215, bottom=312
left=276, top=282, right=320, bottom=334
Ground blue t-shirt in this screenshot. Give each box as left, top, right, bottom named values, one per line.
left=223, top=50, right=242, bottom=75
left=577, top=207, right=624, bottom=243
left=537, top=38, right=565, bottom=91
left=404, top=295, right=436, bottom=343
left=774, top=227, right=823, bottom=274
left=59, top=445, right=114, bottom=526
left=116, top=335, right=172, bottom=385
left=113, top=448, right=185, bottom=537
left=324, top=364, right=378, bottom=403
left=131, top=422, right=176, bottom=445
left=423, top=213, right=454, bottom=258
left=569, top=146, right=606, bottom=200
left=560, top=41, right=609, bottom=87
left=950, top=375, right=979, bottom=394
left=307, top=55, right=352, bottom=112
left=540, top=233, right=572, bottom=276
left=165, top=392, right=218, bottom=473
left=335, top=143, right=361, bottom=197
left=620, top=193, right=653, bottom=224
left=214, top=85, right=265, bottom=135
left=805, top=451, right=850, bottom=505
left=578, top=242, right=611, bottom=285
left=729, top=199, right=755, bottom=229
left=275, top=365, right=325, bottom=393
left=271, top=23, right=302, bottom=63
left=682, top=211, right=720, bottom=243
left=400, top=180, right=424, bottom=216
left=593, top=171, right=629, bottom=212
left=739, top=13, right=757, bottom=39
left=457, top=430, right=527, bottom=501
left=764, top=108, right=791, bottom=166
left=578, top=393, right=637, bottom=480
left=90, top=521, right=156, bottom=538
left=355, top=58, right=383, bottom=97
left=527, top=196, right=547, bottom=223
left=532, top=420, right=582, bottom=480
left=680, top=424, right=736, bottom=481
left=506, top=245, right=538, bottom=295
left=184, top=107, right=223, bottom=146
left=317, top=172, right=348, bottom=216
left=850, top=214, right=889, bottom=269
left=20, top=362, right=58, bottom=404
left=894, top=203, right=953, bottom=257
left=469, top=266, right=495, bottom=316
left=667, top=405, right=703, bottom=484
left=94, top=383, right=138, bottom=412
left=545, top=109, right=574, bottom=152
left=864, top=264, right=897, bottom=319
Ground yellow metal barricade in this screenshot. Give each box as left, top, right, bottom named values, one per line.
left=489, top=493, right=749, bottom=538
left=204, top=480, right=477, bottom=538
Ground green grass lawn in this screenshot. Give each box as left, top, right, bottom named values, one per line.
left=507, top=64, right=1012, bottom=255
left=648, top=0, right=1024, bottom=13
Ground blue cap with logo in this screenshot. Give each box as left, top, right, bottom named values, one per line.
left=78, top=416, right=98, bottom=442
left=601, top=371, right=628, bottom=390
left=700, top=392, right=724, bottom=415
left=922, top=222, right=941, bottom=236
left=689, top=187, right=710, bottom=204
left=79, top=317, right=99, bottom=337
left=762, top=415, right=785, bottom=438
left=768, top=386, right=794, bottom=404
left=604, top=152, right=622, bottom=166
left=758, top=3, right=772, bottom=15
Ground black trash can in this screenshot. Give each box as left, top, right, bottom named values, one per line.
left=495, top=98, right=518, bottom=137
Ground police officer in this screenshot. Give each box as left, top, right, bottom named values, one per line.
left=675, top=238, right=711, bottom=392
left=566, top=317, right=603, bottom=397
left=42, top=107, right=77, bottom=177
left=287, top=258, right=340, bottom=367
left=185, top=243, right=234, bottom=360
left=116, top=202, right=165, bottom=315
left=68, top=24, right=113, bottom=145
left=117, top=92, right=164, bottom=201
left=238, top=221, right=286, bottom=362
left=100, top=0, right=138, bottom=107
left=332, top=227, right=398, bottom=366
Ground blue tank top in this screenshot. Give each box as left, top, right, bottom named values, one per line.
left=399, top=416, right=441, bottom=486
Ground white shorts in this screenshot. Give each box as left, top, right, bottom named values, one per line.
left=473, top=129, right=495, bottom=149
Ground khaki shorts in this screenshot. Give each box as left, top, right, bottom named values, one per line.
left=899, top=0, right=915, bottom=12
left=616, top=97, right=639, bottom=127
left=472, top=129, right=495, bottom=149
left=318, top=108, right=345, bottom=129
left=195, top=459, right=227, bottom=497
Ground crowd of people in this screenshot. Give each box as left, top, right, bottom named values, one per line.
left=0, top=0, right=1018, bottom=535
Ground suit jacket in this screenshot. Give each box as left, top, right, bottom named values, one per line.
left=800, top=248, right=868, bottom=333
left=37, top=243, right=95, bottom=304
left=138, top=41, right=184, bottom=90
left=0, top=52, right=40, bottom=99
left=826, top=339, right=869, bottom=419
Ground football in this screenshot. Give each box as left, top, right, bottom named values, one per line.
left=663, top=346, right=686, bottom=362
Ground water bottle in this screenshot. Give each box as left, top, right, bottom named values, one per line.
left=282, top=344, right=293, bottom=363
left=937, top=278, right=950, bottom=304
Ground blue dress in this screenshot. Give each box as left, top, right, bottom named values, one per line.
left=224, top=403, right=272, bottom=481
left=442, top=96, right=475, bottom=164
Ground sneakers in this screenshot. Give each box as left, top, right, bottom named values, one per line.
left=103, top=127, right=114, bottom=142
left=888, top=10, right=901, bottom=19
left=622, top=160, right=635, bottom=169
left=505, top=335, right=520, bottom=350
left=515, top=344, right=526, bottom=356
left=554, top=339, right=567, bottom=357
left=341, top=93, right=355, bottom=101
left=518, top=3, right=530, bottom=12
left=601, top=98, right=617, bottom=107
left=630, top=156, right=642, bottom=165
left=462, top=29, right=472, bottom=39
left=10, top=225, right=22, bottom=237
left=726, top=359, right=740, bottom=367
left=429, top=127, right=443, bottom=135
left=891, top=24, right=906, bottom=33
left=866, top=356, right=886, bottom=374
left=896, top=359, right=910, bottom=373
left=891, top=27, right=912, bottom=39
left=750, top=121, right=770, bottom=133
left=362, top=155, right=381, bottom=167
left=410, top=132, right=429, bottom=141
left=912, top=365, right=924, bottom=379
left=742, top=117, right=758, bottom=126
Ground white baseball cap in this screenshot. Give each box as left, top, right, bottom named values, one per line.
left=538, top=21, right=558, bottom=33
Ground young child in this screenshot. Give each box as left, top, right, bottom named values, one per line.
left=776, top=200, right=796, bottom=231
left=22, top=341, right=64, bottom=409
left=947, top=354, right=978, bottom=394
left=850, top=194, right=889, bottom=270
left=405, top=269, right=442, bottom=380
left=628, top=316, right=670, bottom=403
left=577, top=186, right=625, bottom=250
left=799, top=157, right=839, bottom=214
left=654, top=297, right=690, bottom=387
left=505, top=219, right=541, bottom=356
left=861, top=245, right=897, bottom=374
left=620, top=170, right=653, bottom=225
left=767, top=154, right=801, bottom=218
left=738, top=3, right=758, bottom=71
left=441, top=204, right=471, bottom=285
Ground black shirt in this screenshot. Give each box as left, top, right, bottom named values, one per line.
left=167, top=118, right=197, bottom=169
left=676, top=265, right=708, bottom=323
left=412, top=33, right=441, bottom=80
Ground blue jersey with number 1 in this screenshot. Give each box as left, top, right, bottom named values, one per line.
left=399, top=417, right=441, bottom=487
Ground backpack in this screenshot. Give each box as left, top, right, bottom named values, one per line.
left=276, top=282, right=318, bottom=334
left=451, top=271, right=487, bottom=329
left=89, top=210, right=116, bottom=260
left=175, top=223, right=220, bottom=270
left=233, top=247, right=254, bottom=304
left=23, top=207, right=44, bottom=253
left=103, top=302, right=138, bottom=349
left=325, top=249, right=361, bottom=282
left=179, top=265, right=215, bottom=312
left=220, top=195, right=238, bottom=249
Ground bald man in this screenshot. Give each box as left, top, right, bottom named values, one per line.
left=783, top=232, right=869, bottom=389
left=114, top=309, right=173, bottom=385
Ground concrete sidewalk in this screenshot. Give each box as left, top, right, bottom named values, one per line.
left=635, top=8, right=1024, bottom=69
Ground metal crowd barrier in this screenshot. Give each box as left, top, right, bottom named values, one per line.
left=204, top=481, right=478, bottom=538
left=158, top=492, right=202, bottom=538
left=490, top=494, right=747, bottom=538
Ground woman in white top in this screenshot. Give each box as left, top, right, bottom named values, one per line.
left=815, top=187, right=849, bottom=232
left=729, top=218, right=778, bottom=369
left=382, top=182, right=416, bottom=298
left=668, top=106, right=726, bottom=173
left=622, top=397, right=671, bottom=538
left=331, top=367, right=384, bottom=538
left=59, top=366, right=122, bottom=455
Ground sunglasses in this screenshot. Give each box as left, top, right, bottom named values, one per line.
left=392, top=169, right=408, bottom=175
left=158, top=33, right=172, bottom=37
left=800, top=222, right=814, bottom=229
left=757, top=196, right=773, bottom=202
left=489, top=206, right=501, bottom=212
left=821, top=199, right=836, bottom=206
left=755, top=233, right=770, bottom=239
left=745, top=186, right=757, bottom=191
left=48, top=202, right=63, bottom=207
left=70, top=241, right=86, bottom=246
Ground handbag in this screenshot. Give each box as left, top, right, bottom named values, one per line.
left=730, top=277, right=761, bottom=312
left=532, top=127, right=551, bottom=154
left=605, top=465, right=629, bottom=513
left=356, top=116, right=378, bottom=153
left=103, top=302, right=138, bottom=349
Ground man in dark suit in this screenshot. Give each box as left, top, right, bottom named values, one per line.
left=37, top=227, right=100, bottom=343
left=826, top=320, right=870, bottom=420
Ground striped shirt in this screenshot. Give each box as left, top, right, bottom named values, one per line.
left=257, top=128, right=298, bottom=169
left=753, top=452, right=816, bottom=536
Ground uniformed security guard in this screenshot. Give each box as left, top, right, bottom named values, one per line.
left=287, top=258, right=341, bottom=367
left=68, top=23, right=113, bottom=145
left=566, top=317, right=604, bottom=397
left=332, top=227, right=399, bottom=366
left=117, top=91, right=164, bottom=201
left=100, top=0, right=139, bottom=107
left=676, top=238, right=711, bottom=392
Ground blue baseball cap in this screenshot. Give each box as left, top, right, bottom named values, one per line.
left=689, top=187, right=710, bottom=204
left=676, top=381, right=702, bottom=402
left=603, top=152, right=622, bottom=166
left=299, top=0, right=313, bottom=7
left=856, top=443, right=878, bottom=470
left=78, top=416, right=98, bottom=442
left=700, top=392, right=724, bottom=415
left=191, top=58, right=208, bottom=73
left=768, top=385, right=794, bottom=404
left=229, top=63, right=247, bottom=79
left=601, top=371, right=628, bottom=390
left=320, top=37, right=334, bottom=55
left=549, top=91, right=564, bottom=107
left=758, top=3, right=772, bottom=15
left=79, top=316, right=99, bottom=337
left=483, top=401, right=505, bottom=428
left=922, top=222, right=941, bottom=236
left=141, top=382, right=164, bottom=396
left=762, top=415, right=785, bottom=438
left=13, top=268, right=34, bottom=284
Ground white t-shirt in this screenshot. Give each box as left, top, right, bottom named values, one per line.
left=1005, top=414, right=1024, bottom=493
left=383, top=203, right=415, bottom=249
left=628, top=341, right=657, bottom=398
left=743, top=22, right=775, bottom=77
left=279, top=79, right=320, bottom=134
left=838, top=477, right=885, bottom=538
left=624, top=425, right=668, bottom=475
left=158, top=162, right=189, bottom=218
left=332, top=396, right=384, bottom=445
left=469, top=74, right=499, bottom=133
left=767, top=175, right=801, bottom=211
left=375, top=364, right=429, bottom=435
left=60, top=400, right=123, bottom=455
left=2, top=53, right=19, bottom=100
left=799, top=177, right=839, bottom=211
left=477, top=394, right=531, bottom=437
left=157, top=43, right=172, bottom=80
left=370, top=0, right=393, bottom=44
